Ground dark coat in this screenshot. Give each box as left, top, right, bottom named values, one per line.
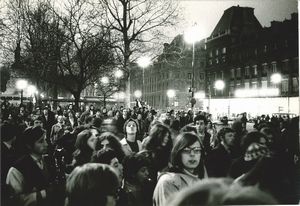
left=205, top=144, right=234, bottom=177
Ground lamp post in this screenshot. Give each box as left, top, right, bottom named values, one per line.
left=167, top=89, right=176, bottom=108
left=214, top=79, right=225, bottom=117
left=16, top=79, right=28, bottom=105
left=184, top=24, right=203, bottom=111
left=137, top=56, right=151, bottom=102
left=271, top=73, right=286, bottom=113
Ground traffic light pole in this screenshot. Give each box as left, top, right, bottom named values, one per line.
left=191, top=42, right=196, bottom=110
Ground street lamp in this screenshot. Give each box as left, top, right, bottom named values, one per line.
left=167, top=89, right=176, bottom=107
left=115, top=69, right=123, bottom=79
left=214, top=80, right=225, bottom=91
left=27, top=85, right=38, bottom=104
left=134, top=90, right=142, bottom=99
left=184, top=24, right=204, bottom=110
left=271, top=73, right=282, bottom=84
left=101, top=76, right=109, bottom=85
left=16, top=79, right=28, bottom=105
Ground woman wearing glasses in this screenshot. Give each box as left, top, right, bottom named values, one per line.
left=153, top=132, right=207, bottom=206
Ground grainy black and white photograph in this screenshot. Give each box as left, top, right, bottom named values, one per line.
left=0, top=0, right=299, bottom=205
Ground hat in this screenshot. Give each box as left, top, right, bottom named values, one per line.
left=244, top=143, right=271, bottom=161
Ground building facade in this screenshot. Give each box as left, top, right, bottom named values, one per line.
left=131, top=5, right=298, bottom=115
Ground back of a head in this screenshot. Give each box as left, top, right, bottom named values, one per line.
left=66, top=163, right=119, bottom=206
left=1, top=121, right=19, bottom=142
left=222, top=185, right=278, bottom=205
left=167, top=178, right=233, bottom=206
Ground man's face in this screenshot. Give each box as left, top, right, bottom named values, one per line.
left=223, top=132, right=235, bottom=147
left=195, top=120, right=206, bottom=133
left=34, top=120, right=43, bottom=128
left=43, top=109, right=48, bottom=115
left=32, top=134, right=48, bottom=155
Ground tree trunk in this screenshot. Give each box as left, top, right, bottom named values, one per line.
left=73, top=91, right=81, bottom=111
left=52, top=84, right=58, bottom=110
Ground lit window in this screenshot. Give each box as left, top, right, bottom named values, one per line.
left=245, top=67, right=250, bottom=77
left=222, top=47, right=226, bottom=54
left=271, top=62, right=277, bottom=73
left=292, top=77, right=299, bottom=92
left=216, top=58, right=219, bottom=64
left=230, top=69, right=235, bottom=78
left=264, top=45, right=267, bottom=53
left=236, top=68, right=241, bottom=78
left=216, top=49, right=219, bottom=56
left=253, top=65, right=258, bottom=76
left=209, top=59, right=212, bottom=65
left=209, top=51, right=213, bottom=57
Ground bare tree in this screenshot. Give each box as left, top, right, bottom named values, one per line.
left=92, top=0, right=181, bottom=105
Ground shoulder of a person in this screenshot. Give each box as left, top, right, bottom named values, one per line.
left=120, top=138, right=127, bottom=145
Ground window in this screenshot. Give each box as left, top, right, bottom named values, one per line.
left=222, top=47, right=226, bottom=54
left=253, top=65, right=258, bottom=76
left=292, top=77, right=299, bottom=93
left=209, top=59, right=212, bottom=65
left=264, top=45, right=267, bottom=53
left=282, top=59, right=289, bottom=72
left=215, top=58, right=219, bottom=64
left=261, top=80, right=268, bottom=88
left=271, top=62, right=277, bottom=73
left=244, top=81, right=250, bottom=89
left=236, top=68, right=241, bottom=78
left=230, top=69, right=235, bottom=79
left=282, top=79, right=288, bottom=93
left=215, top=49, right=219, bottom=56
left=262, top=63, right=268, bottom=76
left=209, top=51, right=213, bottom=57
left=245, top=67, right=250, bottom=77
left=252, top=81, right=257, bottom=89
left=254, top=48, right=257, bottom=56
left=188, top=73, right=191, bottom=79
left=199, top=73, right=204, bottom=80
left=220, top=71, right=224, bottom=79
left=284, top=39, right=288, bottom=47
left=222, top=56, right=226, bottom=63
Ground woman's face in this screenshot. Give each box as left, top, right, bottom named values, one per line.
left=100, top=139, right=110, bottom=150
left=110, top=157, right=123, bottom=183
left=161, top=133, right=170, bottom=147
left=126, top=121, right=137, bottom=134
left=136, top=166, right=150, bottom=185
left=87, top=129, right=99, bottom=150
left=181, top=141, right=201, bottom=172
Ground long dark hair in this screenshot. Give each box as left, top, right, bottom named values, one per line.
left=170, top=132, right=205, bottom=178
left=72, top=130, right=93, bottom=167
left=95, top=132, right=125, bottom=162
left=123, top=118, right=140, bottom=138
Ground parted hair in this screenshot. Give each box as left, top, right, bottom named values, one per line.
left=66, top=163, right=119, bottom=206
left=170, top=132, right=205, bottom=178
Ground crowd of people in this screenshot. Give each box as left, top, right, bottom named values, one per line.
left=1, top=100, right=299, bottom=206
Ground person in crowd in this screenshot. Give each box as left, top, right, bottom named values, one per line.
left=6, top=126, right=65, bottom=206
left=121, top=152, right=153, bottom=206
left=1, top=121, right=20, bottom=205
left=65, top=163, right=120, bottom=206
left=95, top=132, right=126, bottom=162
left=206, top=127, right=236, bottom=177
left=33, top=115, right=44, bottom=128
left=185, top=110, right=193, bottom=125
left=136, top=113, right=146, bottom=141
left=229, top=131, right=270, bottom=178
left=114, top=110, right=123, bottom=134
left=144, top=111, right=154, bottom=136
left=71, top=128, right=99, bottom=168
left=206, top=120, right=217, bottom=148
left=234, top=156, right=297, bottom=204
left=153, top=132, right=207, bottom=206
left=169, top=119, right=180, bottom=142
left=231, top=119, right=248, bottom=157
left=91, top=148, right=123, bottom=184
left=65, top=111, right=78, bottom=130
left=79, top=105, right=90, bottom=124
left=50, top=115, right=66, bottom=145
left=41, top=105, right=56, bottom=142
left=166, top=178, right=233, bottom=206
left=55, top=105, right=63, bottom=116
left=120, top=118, right=142, bottom=156
left=193, top=115, right=211, bottom=155
left=142, top=123, right=173, bottom=181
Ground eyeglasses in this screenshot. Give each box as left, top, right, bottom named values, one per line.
left=182, top=147, right=202, bottom=154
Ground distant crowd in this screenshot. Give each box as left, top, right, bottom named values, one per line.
left=1, top=100, right=299, bottom=206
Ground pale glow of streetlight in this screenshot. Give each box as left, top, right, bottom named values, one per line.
left=137, top=56, right=151, bottom=68
left=184, top=25, right=205, bottom=44
left=101, top=76, right=109, bottom=84
left=27, top=85, right=38, bottom=95
left=195, top=91, right=205, bottom=99
left=134, top=90, right=142, bottom=98
left=271, top=73, right=282, bottom=84
left=214, top=80, right=225, bottom=90
left=115, top=69, right=123, bottom=78
left=16, top=79, right=28, bottom=90
left=167, top=89, right=176, bottom=98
